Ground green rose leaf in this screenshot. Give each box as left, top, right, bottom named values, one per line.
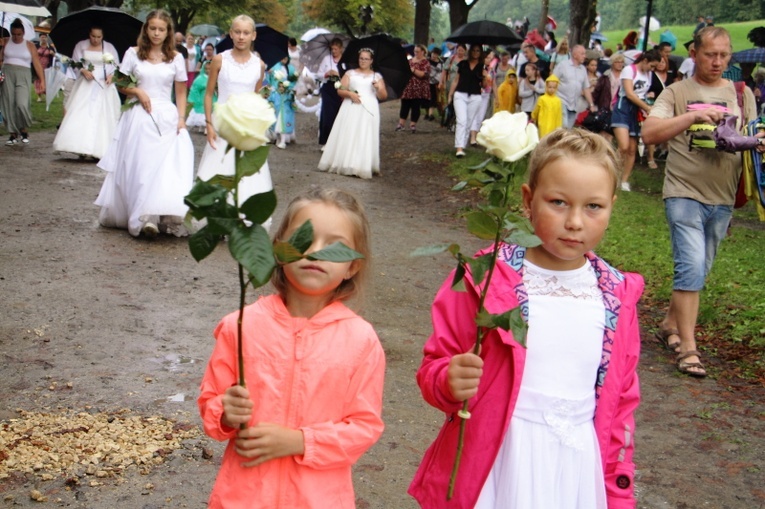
left=508, top=230, right=542, bottom=248
left=188, top=227, right=221, bottom=262
left=273, top=241, right=304, bottom=264
left=185, top=180, right=228, bottom=209
left=467, top=253, right=494, bottom=286
left=205, top=174, right=236, bottom=191
left=474, top=308, right=495, bottom=328
left=240, top=190, right=277, bottom=225
left=235, top=146, right=270, bottom=181
left=228, top=224, right=276, bottom=287
left=306, top=242, right=364, bottom=262
left=507, top=307, right=528, bottom=347
left=411, top=243, right=455, bottom=257
left=465, top=211, right=499, bottom=240
left=288, top=220, right=314, bottom=254
left=451, top=263, right=467, bottom=292
left=206, top=216, right=239, bottom=236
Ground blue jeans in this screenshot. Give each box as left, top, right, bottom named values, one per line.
left=665, top=197, right=732, bottom=291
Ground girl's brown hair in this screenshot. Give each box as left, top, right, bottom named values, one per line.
left=137, top=9, right=176, bottom=63
left=271, top=188, right=371, bottom=304
left=527, top=129, right=622, bottom=195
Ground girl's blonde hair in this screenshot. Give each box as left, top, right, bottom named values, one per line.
left=137, top=9, right=175, bottom=62
left=527, top=129, right=622, bottom=194
left=271, top=188, right=371, bottom=303
left=231, top=14, right=256, bottom=32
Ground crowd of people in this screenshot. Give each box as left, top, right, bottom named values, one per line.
left=2, top=9, right=763, bottom=509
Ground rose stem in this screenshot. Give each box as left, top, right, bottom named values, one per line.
left=235, top=172, right=247, bottom=430
left=447, top=216, right=504, bottom=500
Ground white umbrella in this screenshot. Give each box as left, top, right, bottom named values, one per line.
left=300, top=27, right=330, bottom=42
left=45, top=59, right=67, bottom=111
left=0, top=0, right=50, bottom=17
left=639, top=16, right=661, bottom=32
left=0, top=11, right=34, bottom=40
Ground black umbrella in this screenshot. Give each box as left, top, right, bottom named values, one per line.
left=215, top=24, right=288, bottom=69
left=732, top=47, right=765, bottom=64
left=340, top=33, right=410, bottom=100
left=49, top=6, right=142, bottom=61
left=299, top=32, right=350, bottom=73
left=446, top=20, right=524, bottom=46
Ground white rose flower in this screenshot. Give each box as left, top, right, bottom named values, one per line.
left=273, top=69, right=286, bottom=82
left=476, top=111, right=540, bottom=162
left=334, top=81, right=341, bottom=89
left=102, top=53, right=115, bottom=64
left=213, top=92, right=276, bottom=151
left=60, top=55, right=70, bottom=64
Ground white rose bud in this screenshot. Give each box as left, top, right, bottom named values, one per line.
left=476, top=111, right=540, bottom=162
left=334, top=81, right=341, bottom=89
left=102, top=53, right=114, bottom=64
left=213, top=92, right=276, bottom=151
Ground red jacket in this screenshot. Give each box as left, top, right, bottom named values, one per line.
left=409, top=244, right=643, bottom=508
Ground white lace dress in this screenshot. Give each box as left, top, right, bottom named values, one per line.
left=474, top=259, right=608, bottom=509
left=94, top=48, right=194, bottom=237
left=196, top=50, right=272, bottom=225
left=53, top=48, right=121, bottom=158
left=317, top=69, right=382, bottom=179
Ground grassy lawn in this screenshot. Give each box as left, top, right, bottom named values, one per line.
left=446, top=148, right=765, bottom=383
left=602, top=20, right=765, bottom=54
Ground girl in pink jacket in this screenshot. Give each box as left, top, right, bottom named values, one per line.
left=199, top=188, right=385, bottom=508
left=410, top=129, right=643, bottom=508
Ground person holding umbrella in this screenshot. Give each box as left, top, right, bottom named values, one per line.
left=448, top=44, right=489, bottom=157
left=1, top=18, right=45, bottom=145
left=53, top=25, right=120, bottom=159
left=317, top=37, right=344, bottom=147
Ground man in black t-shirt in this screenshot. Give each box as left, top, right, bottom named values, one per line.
left=518, top=43, right=549, bottom=80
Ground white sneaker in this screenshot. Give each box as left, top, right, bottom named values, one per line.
left=142, top=222, right=159, bottom=238
left=276, top=141, right=286, bottom=149
left=620, top=182, right=631, bottom=192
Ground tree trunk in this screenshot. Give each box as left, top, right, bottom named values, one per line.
left=44, top=0, right=61, bottom=23
left=569, top=0, right=595, bottom=46
left=413, top=0, right=431, bottom=45
left=447, top=0, right=480, bottom=33
left=538, top=0, right=549, bottom=33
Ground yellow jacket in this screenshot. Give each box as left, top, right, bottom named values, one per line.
left=532, top=93, right=563, bottom=137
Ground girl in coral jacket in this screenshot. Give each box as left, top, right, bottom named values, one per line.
left=409, top=129, right=643, bottom=509
left=199, top=188, right=385, bottom=509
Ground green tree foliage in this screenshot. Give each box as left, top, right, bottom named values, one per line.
left=124, top=0, right=289, bottom=34
left=469, top=0, right=764, bottom=34
left=302, top=0, right=414, bottom=38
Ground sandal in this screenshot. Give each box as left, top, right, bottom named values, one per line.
left=647, top=160, right=658, bottom=169
left=676, top=350, right=707, bottom=378
left=656, top=328, right=681, bottom=352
